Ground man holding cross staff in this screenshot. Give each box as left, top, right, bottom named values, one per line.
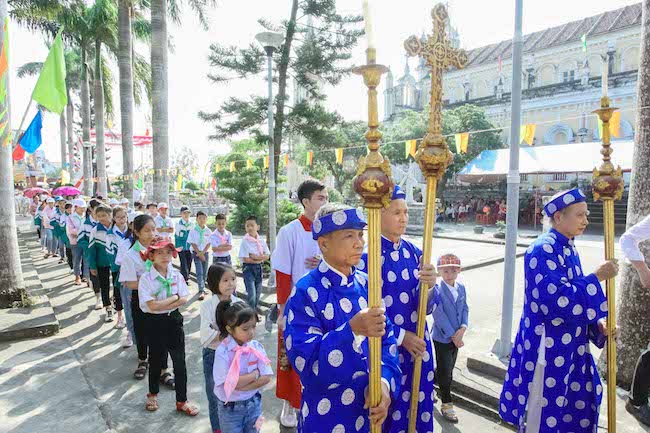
left=402, top=4, right=468, bottom=433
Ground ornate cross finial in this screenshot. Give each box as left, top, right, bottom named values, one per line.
left=404, top=3, right=467, bottom=180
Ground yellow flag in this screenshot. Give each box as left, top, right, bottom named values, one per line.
left=264, top=156, right=269, bottom=169
left=519, top=124, right=536, bottom=146
left=216, top=163, right=221, bottom=172
left=335, top=148, right=344, bottom=164
left=246, top=159, right=253, bottom=169
left=175, top=174, right=183, bottom=191
left=230, top=162, right=236, bottom=172
left=306, top=151, right=313, bottom=166
left=454, top=133, right=469, bottom=154
left=284, top=154, right=289, bottom=166
left=405, top=140, right=417, bottom=158
left=61, top=169, right=69, bottom=185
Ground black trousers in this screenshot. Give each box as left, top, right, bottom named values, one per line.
left=631, top=349, right=650, bottom=406
left=97, top=266, right=112, bottom=307
left=66, top=247, right=73, bottom=270
left=112, top=271, right=123, bottom=311
left=131, top=291, right=169, bottom=367
left=178, top=250, right=192, bottom=282
left=434, top=340, right=459, bottom=404
left=144, top=310, right=187, bottom=402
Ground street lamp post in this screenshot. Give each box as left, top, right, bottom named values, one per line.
left=255, top=31, right=284, bottom=262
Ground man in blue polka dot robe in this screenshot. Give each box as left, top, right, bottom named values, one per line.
left=284, top=203, right=401, bottom=433
left=359, top=185, right=440, bottom=433
left=499, top=188, right=619, bottom=433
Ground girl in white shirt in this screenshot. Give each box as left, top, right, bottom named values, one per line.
left=200, top=262, right=243, bottom=433
left=213, top=301, right=273, bottom=433
left=138, top=240, right=198, bottom=416
left=118, top=215, right=172, bottom=388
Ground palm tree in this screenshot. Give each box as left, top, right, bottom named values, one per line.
left=617, top=0, right=650, bottom=387
left=118, top=0, right=151, bottom=201
left=0, top=0, right=25, bottom=307
left=150, top=0, right=214, bottom=203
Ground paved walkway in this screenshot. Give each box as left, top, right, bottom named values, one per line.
left=1, top=221, right=516, bottom=433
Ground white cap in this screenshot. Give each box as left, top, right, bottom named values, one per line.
left=128, top=210, right=143, bottom=223
left=157, top=202, right=168, bottom=210
left=46, top=197, right=55, bottom=203
left=120, top=198, right=130, bottom=204
left=73, top=198, right=87, bottom=208
left=40, top=195, right=48, bottom=201
left=109, top=198, right=119, bottom=205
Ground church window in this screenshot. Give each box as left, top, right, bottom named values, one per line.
left=562, top=70, right=575, bottom=83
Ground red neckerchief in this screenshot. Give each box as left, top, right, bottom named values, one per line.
left=299, top=214, right=312, bottom=232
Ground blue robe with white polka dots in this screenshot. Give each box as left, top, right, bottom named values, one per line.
left=284, top=261, right=401, bottom=433
left=499, top=228, right=608, bottom=433
left=361, top=237, right=438, bottom=433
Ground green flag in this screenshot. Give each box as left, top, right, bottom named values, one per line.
left=137, top=174, right=143, bottom=189
left=581, top=33, right=587, bottom=53
left=31, top=29, right=67, bottom=114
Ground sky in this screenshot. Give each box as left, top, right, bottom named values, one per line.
left=9, top=0, right=641, bottom=169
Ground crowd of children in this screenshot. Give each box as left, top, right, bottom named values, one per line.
left=28, top=190, right=472, bottom=433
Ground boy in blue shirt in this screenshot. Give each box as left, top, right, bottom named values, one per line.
left=432, top=253, right=469, bottom=423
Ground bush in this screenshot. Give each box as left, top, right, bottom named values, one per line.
left=185, top=180, right=200, bottom=191
left=327, top=187, right=344, bottom=203
left=277, top=199, right=302, bottom=228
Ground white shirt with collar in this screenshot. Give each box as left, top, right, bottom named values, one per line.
left=213, top=336, right=273, bottom=402
left=138, top=263, right=190, bottom=314
left=441, top=279, right=460, bottom=302
left=187, top=225, right=213, bottom=251
left=238, top=234, right=270, bottom=260
left=154, top=214, right=174, bottom=239
left=200, top=294, right=243, bottom=349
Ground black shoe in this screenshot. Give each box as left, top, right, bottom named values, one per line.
left=626, top=399, right=650, bottom=426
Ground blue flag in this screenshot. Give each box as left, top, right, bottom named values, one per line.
left=18, top=110, right=43, bottom=153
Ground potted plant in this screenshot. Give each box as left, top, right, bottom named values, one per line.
left=494, top=220, right=506, bottom=239
left=473, top=225, right=484, bottom=234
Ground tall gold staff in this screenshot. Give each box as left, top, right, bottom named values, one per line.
left=353, top=47, right=392, bottom=433
left=404, top=5, right=467, bottom=432
left=592, top=90, right=623, bottom=433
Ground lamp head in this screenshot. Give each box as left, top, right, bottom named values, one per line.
left=255, top=31, right=284, bottom=54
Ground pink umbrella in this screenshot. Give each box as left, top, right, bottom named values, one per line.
left=24, top=187, right=50, bottom=198
left=52, top=186, right=81, bottom=196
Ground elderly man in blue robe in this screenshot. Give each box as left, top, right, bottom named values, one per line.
left=284, top=203, right=401, bottom=433
left=359, top=185, right=440, bottom=433
left=499, top=188, right=619, bottom=433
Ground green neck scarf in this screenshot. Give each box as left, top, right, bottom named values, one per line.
left=154, top=274, right=174, bottom=297
left=195, top=226, right=207, bottom=245
left=133, top=240, right=144, bottom=253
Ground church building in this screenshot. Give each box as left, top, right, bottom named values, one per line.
left=383, top=3, right=642, bottom=146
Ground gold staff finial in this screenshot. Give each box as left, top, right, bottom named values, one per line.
left=403, top=4, right=467, bottom=432
left=592, top=94, right=623, bottom=433
left=352, top=48, right=393, bottom=433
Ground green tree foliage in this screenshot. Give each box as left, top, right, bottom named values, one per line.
left=199, top=0, right=364, bottom=187
left=185, top=180, right=200, bottom=191
left=277, top=199, right=301, bottom=228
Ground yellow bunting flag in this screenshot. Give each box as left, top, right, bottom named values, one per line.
left=216, top=163, right=221, bottom=172
left=246, top=159, right=253, bottom=169
left=230, top=162, right=235, bottom=172
left=519, top=124, right=536, bottom=146
left=405, top=140, right=417, bottom=158
left=284, top=154, right=289, bottom=166
left=264, top=156, right=269, bottom=169
left=306, top=151, right=314, bottom=166
left=175, top=174, right=183, bottom=191
left=335, top=148, right=344, bottom=164
left=61, top=169, right=69, bottom=185
left=454, top=133, right=469, bottom=154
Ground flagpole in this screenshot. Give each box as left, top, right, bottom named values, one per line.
left=12, top=99, right=33, bottom=145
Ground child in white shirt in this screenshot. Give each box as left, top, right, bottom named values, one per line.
left=138, top=239, right=198, bottom=416
left=213, top=301, right=272, bottom=432
left=154, top=202, right=174, bottom=240
left=238, top=215, right=270, bottom=310
left=210, top=213, right=233, bottom=265
left=188, top=211, right=213, bottom=299
left=200, top=262, right=243, bottom=433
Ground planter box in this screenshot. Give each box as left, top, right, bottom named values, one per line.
left=473, top=226, right=484, bottom=235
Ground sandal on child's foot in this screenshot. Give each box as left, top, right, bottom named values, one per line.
left=176, top=401, right=199, bottom=416
left=441, top=403, right=459, bottom=423
left=134, top=361, right=148, bottom=380
left=145, top=393, right=159, bottom=411
left=160, top=372, right=176, bottom=390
